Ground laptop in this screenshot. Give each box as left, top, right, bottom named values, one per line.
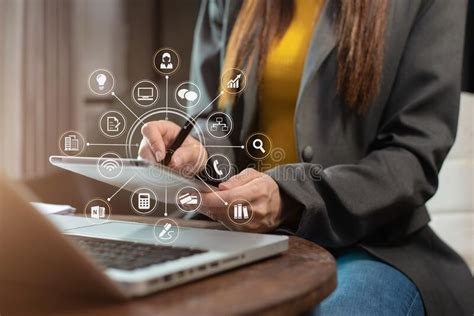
left=0, top=176, right=288, bottom=299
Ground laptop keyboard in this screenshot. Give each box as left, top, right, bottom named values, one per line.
left=68, top=235, right=208, bottom=271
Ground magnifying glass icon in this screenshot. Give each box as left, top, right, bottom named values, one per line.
left=252, top=139, right=265, bottom=154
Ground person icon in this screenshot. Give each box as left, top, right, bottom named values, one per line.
left=160, top=52, right=173, bottom=70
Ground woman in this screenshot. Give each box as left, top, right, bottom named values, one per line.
left=139, top=0, right=474, bottom=314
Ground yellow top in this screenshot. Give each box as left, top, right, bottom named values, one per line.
left=259, top=0, right=324, bottom=168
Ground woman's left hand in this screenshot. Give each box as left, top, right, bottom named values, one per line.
left=200, top=168, right=283, bottom=233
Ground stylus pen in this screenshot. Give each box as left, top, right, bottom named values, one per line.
left=163, top=119, right=194, bottom=166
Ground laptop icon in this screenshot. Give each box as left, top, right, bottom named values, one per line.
left=137, top=87, right=154, bottom=101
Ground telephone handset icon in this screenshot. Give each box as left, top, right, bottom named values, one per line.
left=213, top=159, right=224, bottom=176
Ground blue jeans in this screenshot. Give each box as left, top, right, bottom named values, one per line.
left=313, top=249, right=425, bottom=316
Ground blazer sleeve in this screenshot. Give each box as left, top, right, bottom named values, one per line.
left=268, top=0, right=467, bottom=247
left=190, top=0, right=236, bottom=170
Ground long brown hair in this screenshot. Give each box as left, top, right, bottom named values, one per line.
left=220, top=0, right=389, bottom=113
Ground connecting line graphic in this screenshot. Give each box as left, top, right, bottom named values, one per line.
left=164, top=186, right=168, bottom=216
left=191, top=91, right=224, bottom=124
left=86, top=143, right=139, bottom=147
left=165, top=76, right=169, bottom=120
left=205, top=145, right=244, bottom=149
left=107, top=175, right=136, bottom=202
left=111, top=92, right=146, bottom=126
left=196, top=174, right=228, bottom=206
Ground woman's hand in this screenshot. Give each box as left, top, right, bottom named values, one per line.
left=138, top=120, right=208, bottom=175
left=201, top=168, right=284, bottom=233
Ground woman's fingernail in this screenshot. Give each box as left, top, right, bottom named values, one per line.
left=155, top=151, right=161, bottom=161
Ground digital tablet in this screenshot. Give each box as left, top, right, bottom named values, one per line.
left=49, top=156, right=215, bottom=202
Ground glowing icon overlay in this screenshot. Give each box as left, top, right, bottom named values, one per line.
left=245, top=133, right=272, bottom=160
left=228, top=200, right=253, bottom=225
left=88, top=69, right=115, bottom=95
left=227, top=73, right=241, bottom=89
left=205, top=154, right=232, bottom=181
left=153, top=48, right=180, bottom=76
left=130, top=188, right=157, bottom=215
left=221, top=68, right=246, bottom=94
left=96, top=73, right=107, bottom=91
left=64, top=135, right=79, bottom=152
left=175, top=82, right=201, bottom=108
left=138, top=193, right=150, bottom=210
left=85, top=198, right=111, bottom=223
left=207, top=112, right=233, bottom=139
left=97, top=152, right=123, bottom=179
left=154, top=218, right=180, bottom=245
left=132, top=80, right=159, bottom=107
left=59, top=130, right=85, bottom=156
left=90, top=205, right=106, bottom=219
left=99, top=110, right=126, bottom=138
left=176, top=187, right=201, bottom=213
left=233, top=203, right=249, bottom=220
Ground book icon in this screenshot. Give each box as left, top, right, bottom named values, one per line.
left=233, top=203, right=249, bottom=220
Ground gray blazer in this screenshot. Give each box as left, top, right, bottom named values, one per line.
left=190, top=0, right=474, bottom=314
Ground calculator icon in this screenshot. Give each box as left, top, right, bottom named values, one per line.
left=138, top=193, right=151, bottom=210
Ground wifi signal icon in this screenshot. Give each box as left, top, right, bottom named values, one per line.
left=101, top=159, right=120, bottom=172
left=97, top=153, right=122, bottom=179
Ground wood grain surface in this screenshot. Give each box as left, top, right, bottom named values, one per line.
left=0, top=218, right=337, bottom=316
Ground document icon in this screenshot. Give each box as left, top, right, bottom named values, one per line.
left=106, top=116, right=120, bottom=132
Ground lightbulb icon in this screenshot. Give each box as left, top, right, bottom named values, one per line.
left=96, top=73, right=107, bottom=91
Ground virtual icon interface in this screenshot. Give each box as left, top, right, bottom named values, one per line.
left=154, top=218, right=179, bottom=244
left=132, top=80, right=159, bottom=107
left=96, top=73, right=107, bottom=91
left=207, top=112, right=233, bottom=139
left=88, top=69, right=115, bottom=95
left=59, top=131, right=85, bottom=156
left=160, top=52, right=174, bottom=70
left=228, top=200, right=253, bottom=225
left=64, top=135, right=79, bottom=152
left=176, top=187, right=202, bottom=213
left=221, top=68, right=246, bottom=94
left=245, top=133, right=272, bottom=160
left=252, top=139, right=265, bottom=154
left=97, top=152, right=123, bottom=179
left=90, top=205, right=106, bottom=219
left=227, top=73, right=241, bottom=89
left=153, top=48, right=180, bottom=75
left=138, top=193, right=151, bottom=210
left=233, top=203, right=250, bottom=220
left=85, top=199, right=111, bottom=223
left=175, top=82, right=201, bottom=108
left=205, top=154, right=232, bottom=181
left=99, top=110, right=126, bottom=138
left=131, top=188, right=157, bottom=215
left=138, top=87, right=154, bottom=101
left=159, top=223, right=175, bottom=240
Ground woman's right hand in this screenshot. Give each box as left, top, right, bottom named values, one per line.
left=138, top=120, right=208, bottom=175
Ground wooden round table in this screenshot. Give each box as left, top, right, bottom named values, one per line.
left=1, top=218, right=337, bottom=316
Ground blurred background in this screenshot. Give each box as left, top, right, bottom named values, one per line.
left=0, top=0, right=472, bottom=268
left=0, top=0, right=201, bottom=212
